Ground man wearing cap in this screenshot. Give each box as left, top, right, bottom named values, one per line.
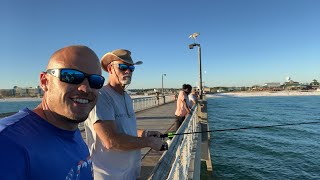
left=84, top=49, right=164, bottom=179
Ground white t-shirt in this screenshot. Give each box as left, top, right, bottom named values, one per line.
left=188, top=93, right=197, bottom=108
left=85, top=85, right=141, bottom=180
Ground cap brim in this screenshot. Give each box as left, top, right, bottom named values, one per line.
left=134, top=61, right=143, bottom=65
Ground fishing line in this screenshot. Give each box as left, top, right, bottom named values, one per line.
left=161, top=121, right=320, bottom=138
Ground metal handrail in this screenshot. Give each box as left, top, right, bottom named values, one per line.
left=149, top=105, right=200, bottom=180
left=132, top=95, right=175, bottom=112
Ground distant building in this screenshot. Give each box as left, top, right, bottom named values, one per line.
left=310, top=79, right=319, bottom=89
left=0, top=86, right=44, bottom=97
left=264, top=82, right=281, bottom=88
left=0, top=89, right=14, bottom=97
left=217, top=89, right=225, bottom=93
left=283, top=80, right=300, bottom=90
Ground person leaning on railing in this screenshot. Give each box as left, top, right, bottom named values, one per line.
left=174, top=84, right=192, bottom=131
left=188, top=88, right=198, bottom=108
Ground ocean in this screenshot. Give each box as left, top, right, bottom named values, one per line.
left=207, top=95, right=320, bottom=179
left=0, top=100, right=41, bottom=114
left=0, top=96, right=152, bottom=114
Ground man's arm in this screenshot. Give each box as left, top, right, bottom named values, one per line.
left=93, top=120, right=163, bottom=151
left=183, top=99, right=191, bottom=114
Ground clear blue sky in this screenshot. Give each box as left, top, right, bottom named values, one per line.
left=1, top=0, right=319, bottom=89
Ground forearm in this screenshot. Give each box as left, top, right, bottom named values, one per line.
left=94, top=121, right=162, bottom=151
left=184, top=99, right=191, bottom=114
left=109, top=133, right=151, bottom=151
left=186, top=106, right=191, bottom=114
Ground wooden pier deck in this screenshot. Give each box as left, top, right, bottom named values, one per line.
left=137, top=101, right=176, bottom=179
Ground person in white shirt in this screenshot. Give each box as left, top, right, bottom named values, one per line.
left=188, top=89, right=198, bottom=108
left=85, top=49, right=164, bottom=180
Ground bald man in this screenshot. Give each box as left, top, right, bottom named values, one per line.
left=0, top=45, right=105, bottom=180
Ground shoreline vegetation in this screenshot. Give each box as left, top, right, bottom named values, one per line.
left=208, top=90, right=320, bottom=97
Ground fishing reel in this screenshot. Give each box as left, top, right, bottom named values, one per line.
left=160, top=132, right=174, bottom=139
left=159, top=132, right=175, bottom=151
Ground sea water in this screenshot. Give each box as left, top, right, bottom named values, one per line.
left=0, top=96, right=152, bottom=114
left=0, top=100, right=41, bottom=114
left=207, top=95, right=320, bottom=179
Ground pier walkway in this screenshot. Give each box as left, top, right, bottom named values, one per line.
left=136, top=102, right=176, bottom=179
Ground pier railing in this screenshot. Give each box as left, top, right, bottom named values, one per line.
left=149, top=104, right=201, bottom=179
left=133, top=95, right=175, bottom=112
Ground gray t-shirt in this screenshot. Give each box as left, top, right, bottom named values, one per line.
left=85, top=85, right=140, bottom=180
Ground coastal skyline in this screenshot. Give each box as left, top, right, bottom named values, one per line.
left=1, top=0, right=319, bottom=89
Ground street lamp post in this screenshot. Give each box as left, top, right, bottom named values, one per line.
left=189, top=32, right=203, bottom=99
left=161, top=73, right=166, bottom=96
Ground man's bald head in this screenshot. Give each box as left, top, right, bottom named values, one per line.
left=46, top=45, right=100, bottom=71
left=38, top=45, right=103, bottom=127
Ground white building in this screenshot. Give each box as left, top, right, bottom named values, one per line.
left=264, top=82, right=281, bottom=88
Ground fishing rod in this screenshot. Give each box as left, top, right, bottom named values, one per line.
left=160, top=121, right=320, bottom=139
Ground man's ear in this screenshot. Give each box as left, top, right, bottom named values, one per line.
left=107, top=64, right=112, bottom=74
left=40, top=72, right=48, bottom=91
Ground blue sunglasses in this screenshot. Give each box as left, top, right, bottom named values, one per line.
left=46, top=68, right=105, bottom=89
left=116, top=64, right=135, bottom=72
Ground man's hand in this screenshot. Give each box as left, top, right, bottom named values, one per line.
left=143, top=130, right=162, bottom=138
left=147, top=137, right=163, bottom=151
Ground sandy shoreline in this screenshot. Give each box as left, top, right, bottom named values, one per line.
left=207, top=91, right=320, bottom=98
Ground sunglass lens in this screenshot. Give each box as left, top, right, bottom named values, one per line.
left=118, top=64, right=128, bottom=71
left=129, top=66, right=135, bottom=72
left=118, top=64, right=135, bottom=72
left=88, top=75, right=105, bottom=89
left=60, top=69, right=85, bottom=84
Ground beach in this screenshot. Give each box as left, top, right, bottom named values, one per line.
left=207, top=90, right=320, bottom=98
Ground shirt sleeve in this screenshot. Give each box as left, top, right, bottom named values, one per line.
left=87, top=90, right=115, bottom=124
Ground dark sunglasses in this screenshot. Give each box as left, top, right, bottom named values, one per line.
left=46, top=68, right=105, bottom=89
left=115, top=64, right=135, bottom=72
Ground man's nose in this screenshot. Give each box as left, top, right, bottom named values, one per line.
left=78, top=78, right=92, bottom=92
